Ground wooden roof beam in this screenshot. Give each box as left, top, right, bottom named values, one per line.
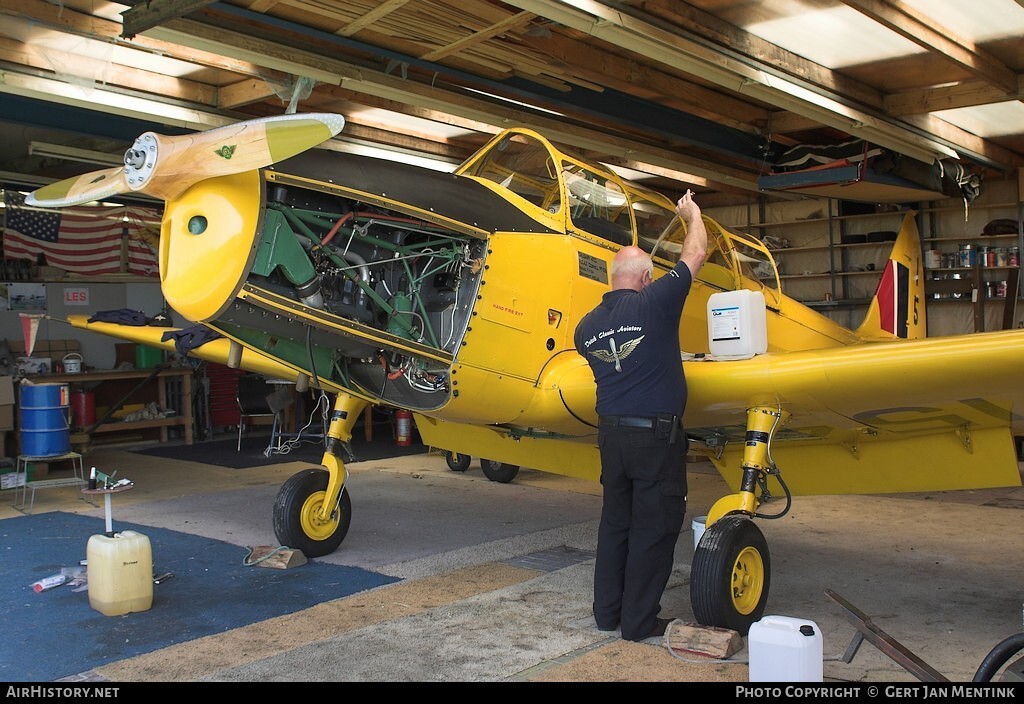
left=840, top=0, right=1019, bottom=94
left=886, top=77, right=1024, bottom=116
left=121, top=0, right=219, bottom=39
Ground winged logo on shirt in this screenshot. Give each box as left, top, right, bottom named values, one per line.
left=589, top=335, right=645, bottom=372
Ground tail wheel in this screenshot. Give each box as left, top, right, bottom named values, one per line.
left=480, top=459, right=519, bottom=483
left=273, top=468, right=352, bottom=557
left=445, top=451, right=471, bottom=472
left=690, top=514, right=770, bottom=635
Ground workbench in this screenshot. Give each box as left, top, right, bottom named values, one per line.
left=27, top=368, right=195, bottom=447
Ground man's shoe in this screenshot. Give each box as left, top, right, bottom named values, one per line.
left=596, top=620, right=619, bottom=632
left=648, top=617, right=673, bottom=638
left=624, top=617, right=673, bottom=642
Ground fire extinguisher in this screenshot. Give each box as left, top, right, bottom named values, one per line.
left=395, top=409, right=413, bottom=447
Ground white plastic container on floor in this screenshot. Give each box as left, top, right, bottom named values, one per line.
left=707, top=289, right=767, bottom=358
left=691, top=515, right=706, bottom=550
left=748, top=614, right=823, bottom=682
left=87, top=530, right=153, bottom=616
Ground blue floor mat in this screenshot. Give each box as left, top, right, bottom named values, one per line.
left=0, top=512, right=400, bottom=682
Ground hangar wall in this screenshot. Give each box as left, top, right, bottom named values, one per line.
left=704, top=176, right=1023, bottom=337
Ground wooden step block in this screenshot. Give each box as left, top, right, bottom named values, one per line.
left=666, top=621, right=743, bottom=659
left=246, top=546, right=307, bottom=570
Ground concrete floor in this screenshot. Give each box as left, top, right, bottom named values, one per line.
left=2, top=436, right=1023, bottom=683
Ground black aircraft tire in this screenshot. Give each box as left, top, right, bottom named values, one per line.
left=273, top=468, right=352, bottom=558
left=445, top=451, right=471, bottom=472
left=690, top=514, right=770, bottom=636
left=480, top=459, right=520, bottom=483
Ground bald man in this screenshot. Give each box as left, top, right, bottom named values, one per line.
left=573, top=191, right=707, bottom=641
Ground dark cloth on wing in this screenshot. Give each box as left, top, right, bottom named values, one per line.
left=87, top=309, right=149, bottom=326
left=161, top=325, right=223, bottom=357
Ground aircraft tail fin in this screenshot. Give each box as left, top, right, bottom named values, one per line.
left=854, top=211, right=927, bottom=341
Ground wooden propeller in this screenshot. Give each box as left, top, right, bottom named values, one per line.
left=26, top=113, right=346, bottom=208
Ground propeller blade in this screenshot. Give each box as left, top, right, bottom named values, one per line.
left=25, top=113, right=346, bottom=208
left=25, top=167, right=130, bottom=209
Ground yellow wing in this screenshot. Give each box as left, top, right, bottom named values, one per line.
left=684, top=330, right=1024, bottom=495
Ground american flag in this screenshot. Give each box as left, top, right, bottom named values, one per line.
left=2, top=191, right=160, bottom=277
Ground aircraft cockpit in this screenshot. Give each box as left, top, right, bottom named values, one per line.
left=457, top=127, right=782, bottom=305
left=458, top=128, right=653, bottom=248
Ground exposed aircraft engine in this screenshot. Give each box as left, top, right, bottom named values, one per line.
left=217, top=180, right=486, bottom=412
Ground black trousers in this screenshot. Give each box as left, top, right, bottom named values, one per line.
left=593, top=424, right=687, bottom=640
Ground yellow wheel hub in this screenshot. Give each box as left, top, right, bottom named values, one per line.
left=730, top=545, right=765, bottom=615
left=299, top=491, right=339, bottom=541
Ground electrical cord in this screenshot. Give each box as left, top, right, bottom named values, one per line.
left=263, top=391, right=331, bottom=457
left=243, top=545, right=292, bottom=566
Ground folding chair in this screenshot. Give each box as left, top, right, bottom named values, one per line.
left=235, top=374, right=281, bottom=451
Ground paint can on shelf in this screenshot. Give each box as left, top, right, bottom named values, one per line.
left=62, top=353, right=83, bottom=374
left=958, top=243, right=973, bottom=268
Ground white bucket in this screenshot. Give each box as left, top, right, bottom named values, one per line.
left=62, top=353, right=83, bottom=374
left=692, top=515, right=706, bottom=549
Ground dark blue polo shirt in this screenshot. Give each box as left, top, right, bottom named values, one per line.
left=574, top=260, right=692, bottom=418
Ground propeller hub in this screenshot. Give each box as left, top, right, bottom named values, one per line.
left=124, top=148, right=147, bottom=170
left=122, top=133, right=159, bottom=190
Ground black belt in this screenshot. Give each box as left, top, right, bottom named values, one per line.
left=600, top=415, right=672, bottom=429
left=600, top=415, right=682, bottom=444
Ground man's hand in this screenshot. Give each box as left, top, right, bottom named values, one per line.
left=675, top=189, right=701, bottom=224
left=676, top=189, right=708, bottom=275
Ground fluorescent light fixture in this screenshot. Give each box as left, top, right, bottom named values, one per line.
left=319, top=137, right=458, bottom=172
left=28, top=141, right=124, bottom=167
left=462, top=86, right=566, bottom=118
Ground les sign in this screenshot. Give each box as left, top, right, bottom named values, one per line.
left=63, top=288, right=89, bottom=306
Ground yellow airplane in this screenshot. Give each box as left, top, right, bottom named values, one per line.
left=27, top=113, right=1024, bottom=636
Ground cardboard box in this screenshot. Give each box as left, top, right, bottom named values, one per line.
left=0, top=376, right=13, bottom=406
left=0, top=405, right=12, bottom=432
left=1, top=473, right=22, bottom=489
left=16, top=357, right=52, bottom=376
left=0, top=466, right=29, bottom=489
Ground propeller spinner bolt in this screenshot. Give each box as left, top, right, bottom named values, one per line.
left=124, top=148, right=147, bottom=170
left=121, top=133, right=159, bottom=189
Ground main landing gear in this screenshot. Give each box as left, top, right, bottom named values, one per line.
left=690, top=405, right=790, bottom=635
left=443, top=451, right=520, bottom=483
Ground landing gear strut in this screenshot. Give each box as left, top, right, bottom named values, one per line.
left=691, top=405, right=789, bottom=635
left=272, top=389, right=367, bottom=557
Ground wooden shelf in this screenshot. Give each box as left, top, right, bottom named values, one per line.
left=89, top=416, right=185, bottom=434
left=924, top=262, right=1020, bottom=332
left=25, top=367, right=195, bottom=448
